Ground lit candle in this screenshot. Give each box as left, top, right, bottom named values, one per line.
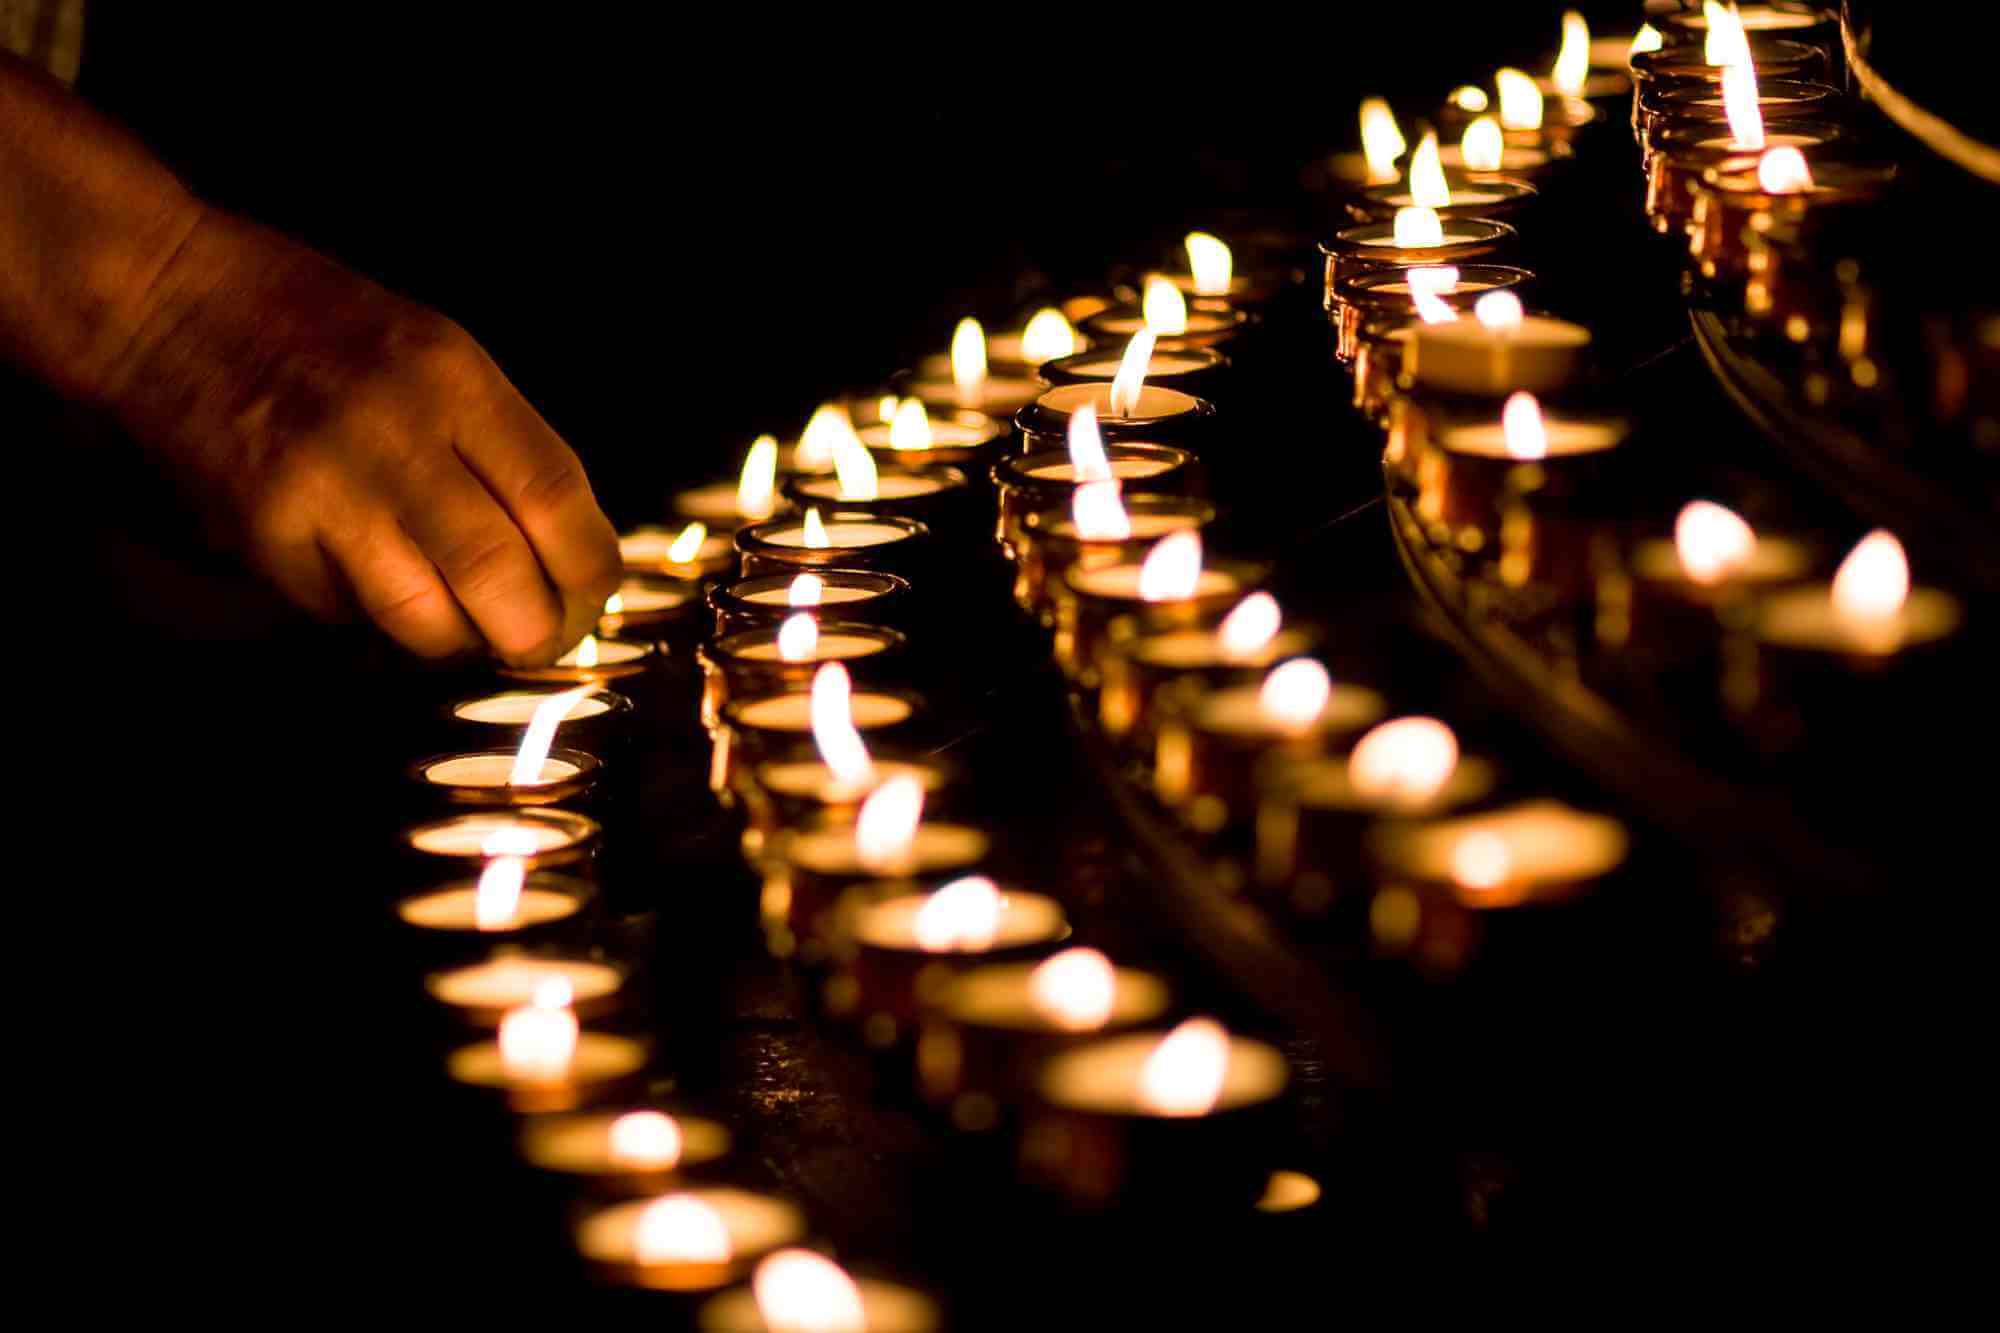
left=783, top=453, right=972, bottom=531
left=520, top=1107, right=731, bottom=1191
left=621, top=521, right=738, bottom=582
left=447, top=686, right=631, bottom=756
left=1533, top=10, right=1631, bottom=100
left=1658, top=2, right=1838, bottom=48
left=1421, top=392, right=1626, bottom=549
left=400, top=808, right=602, bottom=874
left=1018, top=346, right=1217, bottom=448
left=1054, top=530, right=1263, bottom=686
left=699, top=613, right=904, bottom=728
left=1010, top=491, right=1215, bottom=626
left=598, top=575, right=704, bottom=638
left=1631, top=37, right=1829, bottom=146
left=1328, top=261, right=1532, bottom=374
left=574, top=1189, right=805, bottom=1291
left=699, top=1250, right=939, bottom=1333
left=499, top=633, right=657, bottom=684
left=1435, top=115, right=1555, bottom=178
left=1155, top=231, right=1284, bottom=309
left=1079, top=276, right=1251, bottom=352
left=993, top=403, right=1197, bottom=569
left=1755, top=530, right=1960, bottom=658
left=736, top=509, right=929, bottom=581
left=397, top=854, right=594, bottom=941
left=1687, top=149, right=1897, bottom=283
left=1320, top=212, right=1517, bottom=302
left=1407, top=290, right=1593, bottom=395
left=1370, top=800, right=1629, bottom=908
left=673, top=436, right=783, bottom=530
left=854, top=401, right=1009, bottom=476
left=1351, top=129, right=1537, bottom=223
left=425, top=952, right=627, bottom=1026
left=710, top=569, right=912, bottom=638
left=412, top=684, right=604, bottom=807
left=1037, top=341, right=1230, bottom=402
left=714, top=676, right=922, bottom=810
left=898, top=317, right=1047, bottom=419
left=446, top=976, right=649, bottom=1111
left=1096, top=591, right=1318, bottom=748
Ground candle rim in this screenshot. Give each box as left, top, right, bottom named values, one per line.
left=404, top=807, right=602, bottom=858
left=711, top=620, right=902, bottom=663
left=1037, top=1028, right=1290, bottom=1116
left=426, top=954, right=626, bottom=1012
left=414, top=746, right=601, bottom=789
left=448, top=686, right=630, bottom=726
left=520, top=1108, right=732, bottom=1175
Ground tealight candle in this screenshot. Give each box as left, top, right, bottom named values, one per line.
left=521, top=1108, right=731, bottom=1192
left=425, top=952, right=627, bottom=1026
left=699, top=1252, right=939, bottom=1333
left=1053, top=532, right=1263, bottom=686
left=620, top=523, right=738, bottom=582
left=410, top=746, right=601, bottom=808
left=713, top=685, right=923, bottom=807
left=574, top=1189, right=805, bottom=1291
left=1348, top=174, right=1538, bottom=225
left=699, top=619, right=905, bottom=727
left=1419, top=393, right=1627, bottom=553
left=1151, top=230, right=1293, bottom=311
left=743, top=745, right=955, bottom=845
left=1370, top=800, right=1629, bottom=909
left=1095, top=592, right=1318, bottom=750
left=1010, top=493, right=1215, bottom=624
left=1647, top=76, right=1838, bottom=150
left=1319, top=216, right=1517, bottom=305
left=1407, top=293, right=1592, bottom=396
left=598, top=575, right=704, bottom=638
left=900, top=318, right=1047, bottom=420
left=1631, top=39, right=1830, bottom=143
left=1016, top=381, right=1216, bottom=449
left=993, top=442, right=1197, bottom=568
left=1329, top=262, right=1533, bottom=376
left=1533, top=10, right=1632, bottom=101
left=1753, top=531, right=1960, bottom=659
left=782, top=463, right=974, bottom=534
left=855, top=405, right=1008, bottom=477
left=397, top=858, right=595, bottom=943
left=1657, top=2, right=1838, bottom=50
left=499, top=634, right=657, bottom=684
left=1038, top=343, right=1230, bottom=401
left=709, top=568, right=911, bottom=637
left=1079, top=302, right=1249, bottom=353
left=446, top=979, right=648, bottom=1112
left=735, top=511, right=929, bottom=581
left=912, top=309, right=1088, bottom=377
left=830, top=875, right=1071, bottom=1045
left=446, top=687, right=632, bottom=759
left=672, top=435, right=783, bottom=532
left=1688, top=154, right=1899, bottom=283
left=400, top=808, right=603, bottom=875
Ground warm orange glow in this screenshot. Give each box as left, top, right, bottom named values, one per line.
left=777, top=612, right=819, bottom=663
left=1349, top=717, right=1460, bottom=806
left=668, top=522, right=708, bottom=565
left=810, top=663, right=876, bottom=790
left=1029, top=947, right=1118, bottom=1031
left=474, top=855, right=527, bottom=930
left=1067, top=404, right=1113, bottom=484
left=509, top=683, right=596, bottom=784
left=1185, top=232, right=1233, bottom=297
left=1450, top=85, right=1489, bottom=113
left=1359, top=97, right=1407, bottom=184
left=1474, top=290, right=1525, bottom=330
left=498, top=977, right=578, bottom=1083
left=1631, top=24, right=1664, bottom=58
left=1108, top=329, right=1157, bottom=418
left=1393, top=206, right=1444, bottom=248
left=1757, top=146, right=1814, bottom=192
left=1071, top=481, right=1133, bottom=541
left=1258, top=658, right=1332, bottom=732
left=1704, top=1, right=1752, bottom=66
left=634, top=1195, right=732, bottom=1265
left=854, top=774, right=924, bottom=873
left=1832, top=530, right=1910, bottom=626
left=1675, top=500, right=1758, bottom=584
left=1721, top=55, right=1766, bottom=150
left=831, top=429, right=879, bottom=502
left=1138, top=1017, right=1229, bottom=1117
left=1142, top=276, right=1189, bottom=337
left=1218, top=592, right=1281, bottom=660
left=1496, top=67, right=1544, bottom=130
left=1408, top=130, right=1452, bottom=209
left=481, top=826, right=542, bottom=858
left=1462, top=115, right=1506, bottom=172
left=1408, top=266, right=1461, bottom=325
left=1451, top=831, right=1513, bottom=892
left=797, top=403, right=858, bottom=470
left=913, top=875, right=1004, bottom=952
left=874, top=395, right=899, bottom=425
left=560, top=634, right=601, bottom=669
left=754, top=1250, right=869, bottom=1333
left=1552, top=10, right=1591, bottom=98
left=738, top=436, right=780, bottom=521
left=608, top=1111, right=684, bottom=1169
left=1138, top=530, right=1203, bottom=602
left=802, top=508, right=830, bottom=549
left=1021, top=307, right=1078, bottom=364
left=951, top=317, right=987, bottom=399
left=1501, top=392, right=1548, bottom=460
left=788, top=573, right=824, bottom=607
left=604, top=591, right=624, bottom=617
left=887, top=397, right=932, bottom=452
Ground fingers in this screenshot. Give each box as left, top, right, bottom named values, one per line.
left=395, top=458, right=568, bottom=664
left=321, top=519, right=480, bottom=659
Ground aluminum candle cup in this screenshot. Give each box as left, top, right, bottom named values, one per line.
left=917, top=959, right=1172, bottom=1122
left=1657, top=2, right=1839, bottom=57
left=709, top=569, right=911, bottom=637
left=1416, top=413, right=1628, bottom=558
left=1630, top=39, right=1830, bottom=142
left=735, top=511, right=930, bottom=582
left=1346, top=174, right=1538, bottom=227
left=1689, top=159, right=1900, bottom=284
left=1319, top=220, right=1517, bottom=310
left=698, top=622, right=906, bottom=727
left=711, top=687, right=924, bottom=804
left=574, top=1189, right=805, bottom=1291
left=1152, top=679, right=1389, bottom=834
left=1053, top=557, right=1265, bottom=687
left=762, top=825, right=991, bottom=965
left=782, top=465, right=977, bottom=534
left=1014, top=383, right=1217, bottom=455
left=740, top=746, right=956, bottom=847
left=1038, top=344, right=1231, bottom=402
left=1096, top=619, right=1319, bottom=754
left=500, top=636, right=658, bottom=685
left=400, top=808, right=604, bottom=878
left=1334, top=267, right=1536, bottom=418
left=445, top=687, right=633, bottom=758
left=1012, top=495, right=1216, bottom=626
left=410, top=746, right=602, bottom=809
left=1405, top=313, right=1591, bottom=398
left=1640, top=81, right=1842, bottom=164
left=396, top=871, right=597, bottom=957
left=993, top=443, right=1198, bottom=566
left=425, top=953, right=629, bottom=1028
left=519, top=1109, right=730, bottom=1194
left=620, top=525, right=738, bottom=582
left=598, top=575, right=706, bottom=639
left=856, top=409, right=1008, bottom=479
left=1079, top=303, right=1250, bottom=353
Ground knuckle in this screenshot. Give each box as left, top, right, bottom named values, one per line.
left=396, top=314, right=484, bottom=384
left=517, top=457, right=588, bottom=514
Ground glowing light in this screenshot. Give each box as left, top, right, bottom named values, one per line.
left=481, top=826, right=542, bottom=858
left=777, top=613, right=819, bottom=663
left=1029, top=948, right=1118, bottom=1031
left=830, top=429, right=879, bottom=502
left=1462, top=115, right=1505, bottom=172
left=1067, top=404, right=1113, bottom=484
left=1138, top=1017, right=1229, bottom=1117
left=1348, top=717, right=1460, bottom=807
left=633, top=1195, right=731, bottom=1266
left=603, top=592, right=624, bottom=617
left=1474, top=290, right=1525, bottom=330
left=1631, top=24, right=1664, bottom=59
left=1407, top=266, right=1461, bottom=325
left=788, top=573, right=825, bottom=607
left=1218, top=592, right=1281, bottom=660
left=1020, top=307, right=1078, bottom=364
left=877, top=395, right=900, bottom=424
left=855, top=775, right=924, bottom=873
left=950, top=317, right=987, bottom=400
left=1704, top=2, right=1752, bottom=67
left=564, top=634, right=601, bottom=669
left=1552, top=10, right=1591, bottom=98
left=754, top=1251, right=868, bottom=1333
left=1108, top=329, right=1157, bottom=418
left=913, top=875, right=1004, bottom=952
left=497, top=977, right=578, bottom=1084
left=1496, top=67, right=1544, bottom=131
left=810, top=662, right=875, bottom=791
left=1359, top=97, right=1407, bottom=184
left=1450, top=85, right=1489, bottom=113
left=802, top=508, right=830, bottom=549
left=1185, top=232, right=1233, bottom=297
left=1757, top=146, right=1813, bottom=193
left=474, top=856, right=527, bottom=930
left=797, top=403, right=859, bottom=470
left=1720, top=56, right=1765, bottom=150
left=1258, top=659, right=1332, bottom=732
left=1501, top=391, right=1548, bottom=461
left=1393, top=206, right=1444, bottom=248
left=1408, top=130, right=1452, bottom=209
left=1674, top=500, right=1758, bottom=584
left=738, top=436, right=779, bottom=520
left=1452, top=831, right=1513, bottom=892
left=608, top=1112, right=684, bottom=1169
left=1142, top=276, right=1188, bottom=337
left=1832, top=530, right=1910, bottom=627
left=1071, top=482, right=1132, bottom=541
left=888, top=398, right=932, bottom=451
left=509, top=683, right=596, bottom=785
left=1138, top=530, right=1203, bottom=602
left=668, top=521, right=708, bottom=565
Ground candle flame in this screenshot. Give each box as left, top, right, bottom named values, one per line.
left=668, top=522, right=708, bottom=565
left=1451, top=831, right=1513, bottom=892
left=1721, top=56, right=1765, bottom=150
left=1832, top=530, right=1910, bottom=626
left=1071, top=481, right=1133, bottom=541
left=1462, top=115, right=1506, bottom=172
left=797, top=403, right=859, bottom=470
left=1408, top=130, right=1452, bottom=209
left=608, top=1111, right=684, bottom=1169
left=777, top=612, right=819, bottom=663
left=509, top=683, right=596, bottom=785
left=1030, top=947, right=1118, bottom=1031
left=888, top=398, right=932, bottom=451
left=1108, top=329, right=1157, bottom=418
left=1142, top=276, right=1188, bottom=337
left=1021, top=307, right=1078, bottom=364
left=788, top=572, right=825, bottom=607
left=855, top=774, right=924, bottom=873
left=1218, top=592, right=1281, bottom=660
left=912, top=875, right=1004, bottom=952
left=1552, top=10, right=1590, bottom=97
left=950, top=317, right=988, bottom=402
left=1258, top=658, right=1332, bottom=732
left=1067, top=404, right=1113, bottom=484
left=1408, top=265, right=1461, bottom=325
left=831, top=431, right=879, bottom=503
left=1631, top=24, right=1664, bottom=59
left=1138, top=530, right=1203, bottom=602
left=559, top=634, right=601, bottom=669
left=604, top=591, right=624, bottom=617
left=1392, top=206, right=1444, bottom=248
left=1185, top=232, right=1233, bottom=297
left=1474, top=290, right=1524, bottom=330
left=1450, top=85, right=1489, bottom=113
left=1501, top=392, right=1548, bottom=461
left=1359, top=97, right=1407, bottom=183
left=481, top=826, right=542, bottom=857
left=1138, top=1017, right=1229, bottom=1117
left=738, top=436, right=780, bottom=521
left=1348, top=716, right=1460, bottom=807
left=497, top=977, right=578, bottom=1084
left=474, top=855, right=527, bottom=930
left=634, top=1196, right=732, bottom=1266
left=810, top=662, right=876, bottom=790
left=1674, top=500, right=1758, bottom=584
left=1704, top=1, right=1752, bottom=66
left=803, top=508, right=830, bottom=549
left=1496, top=67, right=1544, bottom=131
left=1757, top=146, right=1813, bottom=193
left=754, top=1251, right=869, bottom=1333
